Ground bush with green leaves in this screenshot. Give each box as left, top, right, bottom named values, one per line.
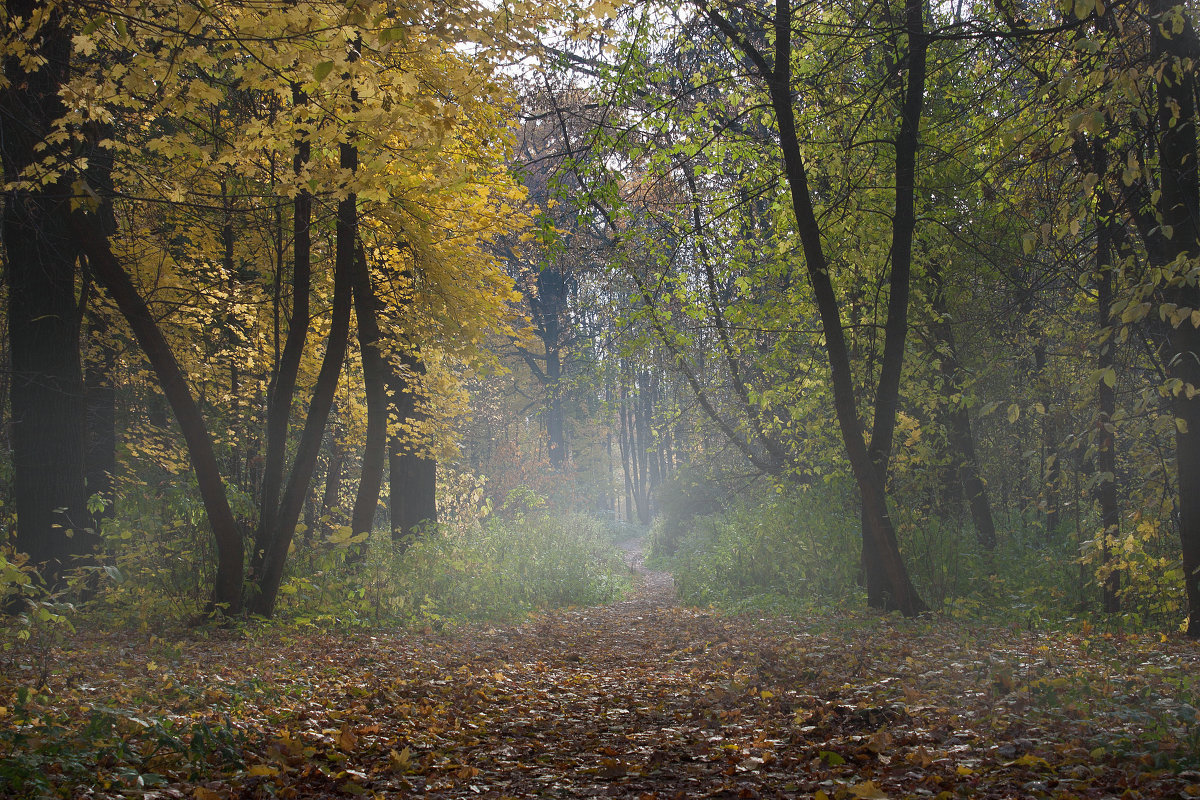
left=669, top=481, right=862, bottom=611
left=649, top=467, right=726, bottom=560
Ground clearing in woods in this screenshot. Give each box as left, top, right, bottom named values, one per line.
left=6, top=539, right=1200, bottom=798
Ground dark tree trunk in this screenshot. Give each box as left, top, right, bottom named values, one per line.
left=1095, top=187, right=1121, bottom=614
left=546, top=323, right=566, bottom=469
left=252, top=87, right=311, bottom=578
left=618, top=389, right=634, bottom=523
left=708, top=0, right=927, bottom=614
left=1149, top=0, right=1200, bottom=636
left=71, top=217, right=244, bottom=613
left=251, top=135, right=357, bottom=617
left=531, top=266, right=569, bottom=468
left=321, top=425, right=345, bottom=535
left=1034, top=343, right=1062, bottom=537
left=1, top=0, right=95, bottom=591
left=929, top=277, right=997, bottom=551
left=388, top=345, right=437, bottom=544
left=860, top=0, right=930, bottom=606
left=84, top=301, right=117, bottom=527
left=350, top=247, right=387, bottom=538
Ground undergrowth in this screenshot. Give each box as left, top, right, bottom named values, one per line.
left=273, top=512, right=632, bottom=627
left=660, top=481, right=861, bottom=613
left=656, top=479, right=1189, bottom=632
left=79, top=510, right=632, bottom=632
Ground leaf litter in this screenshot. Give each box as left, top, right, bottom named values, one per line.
left=4, top=552, right=1200, bottom=799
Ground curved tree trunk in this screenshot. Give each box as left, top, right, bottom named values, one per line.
left=251, top=136, right=357, bottom=617
left=71, top=216, right=244, bottom=614
left=252, top=85, right=311, bottom=579
left=708, top=0, right=927, bottom=614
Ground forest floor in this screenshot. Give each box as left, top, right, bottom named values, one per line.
left=6, top=540, right=1200, bottom=799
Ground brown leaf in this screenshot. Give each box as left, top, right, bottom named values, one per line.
left=336, top=722, right=358, bottom=752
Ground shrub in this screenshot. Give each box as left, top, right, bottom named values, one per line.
left=669, top=481, right=861, bottom=611
left=271, top=512, right=632, bottom=626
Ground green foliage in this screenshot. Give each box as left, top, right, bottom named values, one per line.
left=649, top=467, right=725, bottom=560
left=0, top=550, right=77, bottom=686
left=668, top=482, right=861, bottom=611
left=86, top=478, right=217, bottom=628
left=271, top=513, right=632, bottom=627
left=0, top=687, right=244, bottom=799
left=661, top=480, right=1171, bottom=629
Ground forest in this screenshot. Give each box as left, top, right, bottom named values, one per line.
left=2, top=0, right=1200, bottom=797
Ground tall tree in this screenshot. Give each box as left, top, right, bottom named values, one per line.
left=1, top=0, right=96, bottom=591
left=1147, top=0, right=1200, bottom=635
left=350, top=246, right=388, bottom=538
left=702, top=0, right=927, bottom=613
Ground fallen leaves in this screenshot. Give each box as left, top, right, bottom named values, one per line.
left=2, top=557, right=1200, bottom=799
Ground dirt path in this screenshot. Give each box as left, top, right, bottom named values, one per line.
left=218, top=539, right=1195, bottom=799
left=20, top=538, right=1200, bottom=798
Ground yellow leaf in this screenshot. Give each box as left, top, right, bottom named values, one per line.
left=389, top=746, right=413, bottom=770
left=246, top=765, right=278, bottom=777
left=851, top=780, right=890, bottom=799
left=956, top=765, right=975, bottom=776
left=194, top=788, right=224, bottom=800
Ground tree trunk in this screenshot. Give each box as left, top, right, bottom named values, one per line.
left=1095, top=190, right=1121, bottom=614
left=929, top=277, right=997, bottom=550
left=533, top=266, right=568, bottom=468
left=321, top=426, right=345, bottom=535
left=350, top=246, right=387, bottom=538
left=707, top=0, right=927, bottom=614
left=84, top=300, right=117, bottom=527
left=388, top=345, right=437, bottom=544
left=1, top=0, right=95, bottom=592
left=1149, top=0, right=1200, bottom=636
left=1033, top=343, right=1062, bottom=537
left=546, top=321, right=566, bottom=469
left=252, top=86, right=311, bottom=578
left=859, top=0, right=930, bottom=606
left=71, top=216, right=244, bottom=613
left=251, top=135, right=357, bottom=617
left=618, top=389, right=634, bottom=523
